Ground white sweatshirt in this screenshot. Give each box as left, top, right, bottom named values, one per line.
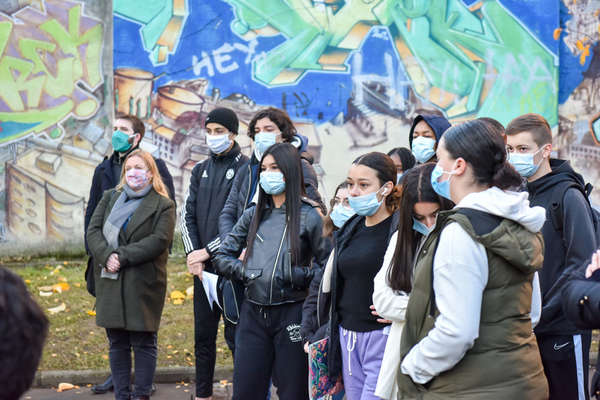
left=401, top=187, right=546, bottom=384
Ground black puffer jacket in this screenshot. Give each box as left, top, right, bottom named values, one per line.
left=219, top=155, right=325, bottom=238
left=214, top=200, right=330, bottom=306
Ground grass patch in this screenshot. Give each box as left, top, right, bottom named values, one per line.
left=7, top=257, right=233, bottom=370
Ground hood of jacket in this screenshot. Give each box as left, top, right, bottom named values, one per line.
left=290, top=133, right=309, bottom=153
left=455, top=187, right=546, bottom=274
left=408, top=114, right=451, bottom=147
left=527, top=159, right=586, bottom=199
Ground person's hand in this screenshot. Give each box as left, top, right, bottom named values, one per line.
left=186, top=254, right=204, bottom=279
left=188, top=249, right=210, bottom=266
left=304, top=342, right=309, bottom=353
left=238, top=248, right=246, bottom=261
left=106, top=253, right=120, bottom=273
left=585, top=249, right=600, bottom=278
left=370, top=305, right=392, bottom=324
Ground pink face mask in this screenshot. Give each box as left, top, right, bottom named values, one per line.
left=126, top=168, right=149, bottom=189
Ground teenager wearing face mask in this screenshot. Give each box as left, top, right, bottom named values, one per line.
left=387, top=147, right=416, bottom=184
left=320, top=152, right=401, bottom=400
left=300, top=181, right=354, bottom=358
left=506, top=113, right=598, bottom=400
left=371, top=163, right=453, bottom=400
left=84, top=115, right=175, bottom=395
left=217, top=108, right=326, bottom=326
left=213, top=143, right=329, bottom=400
left=409, top=114, right=451, bottom=164
left=398, top=120, right=548, bottom=399
left=87, top=150, right=175, bottom=400
left=180, top=108, right=248, bottom=400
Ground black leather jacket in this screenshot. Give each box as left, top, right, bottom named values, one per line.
left=214, top=200, right=330, bottom=306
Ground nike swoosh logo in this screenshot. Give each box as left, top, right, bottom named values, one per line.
left=554, top=342, right=570, bottom=350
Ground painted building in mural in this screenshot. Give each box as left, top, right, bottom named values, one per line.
left=0, top=0, right=599, bottom=248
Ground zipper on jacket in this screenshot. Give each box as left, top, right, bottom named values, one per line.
left=242, top=165, right=251, bottom=213
left=269, top=224, right=288, bottom=304
left=317, top=274, right=324, bottom=327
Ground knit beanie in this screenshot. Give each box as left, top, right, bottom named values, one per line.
left=205, top=108, right=239, bottom=134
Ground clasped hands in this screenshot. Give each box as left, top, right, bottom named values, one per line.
left=105, top=253, right=121, bottom=273
left=186, top=248, right=210, bottom=279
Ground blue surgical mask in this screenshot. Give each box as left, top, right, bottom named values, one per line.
left=254, top=132, right=277, bottom=161
left=397, top=172, right=404, bottom=184
left=430, top=164, right=455, bottom=201
left=259, top=171, right=285, bottom=195
left=112, top=130, right=134, bottom=153
left=206, top=133, right=232, bottom=154
left=348, top=187, right=387, bottom=216
left=412, top=136, right=436, bottom=164
left=330, top=204, right=355, bottom=228
left=508, top=148, right=544, bottom=178
left=412, top=218, right=434, bottom=236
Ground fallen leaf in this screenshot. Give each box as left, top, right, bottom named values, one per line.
left=220, top=379, right=229, bottom=385
left=102, top=355, right=108, bottom=360
left=74, top=283, right=81, bottom=288
left=53, top=282, right=70, bottom=293
left=57, top=382, right=79, bottom=392
left=39, top=291, right=53, bottom=297
left=170, top=290, right=185, bottom=303
left=25, top=279, right=32, bottom=284
left=47, top=303, right=66, bottom=314
left=173, top=299, right=184, bottom=305
left=87, top=310, right=96, bottom=316
left=50, top=266, right=63, bottom=275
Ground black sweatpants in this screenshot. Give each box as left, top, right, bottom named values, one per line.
left=537, top=332, right=591, bottom=400
left=233, top=301, right=307, bottom=400
left=193, top=275, right=236, bottom=398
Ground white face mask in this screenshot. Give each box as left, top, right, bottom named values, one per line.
left=206, top=133, right=232, bottom=154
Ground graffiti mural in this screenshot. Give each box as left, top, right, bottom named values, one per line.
left=1, top=0, right=599, bottom=249
left=0, top=0, right=112, bottom=246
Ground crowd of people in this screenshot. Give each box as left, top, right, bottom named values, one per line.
left=2, top=106, right=600, bottom=400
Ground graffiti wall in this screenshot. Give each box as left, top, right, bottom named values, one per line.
left=1, top=0, right=599, bottom=248
left=0, top=0, right=112, bottom=245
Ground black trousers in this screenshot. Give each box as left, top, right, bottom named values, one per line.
left=537, top=332, right=591, bottom=400
left=105, top=328, right=157, bottom=400
left=193, top=275, right=236, bottom=397
left=232, top=301, right=307, bottom=400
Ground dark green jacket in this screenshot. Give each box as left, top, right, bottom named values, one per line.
left=87, top=188, right=175, bottom=332
left=398, top=209, right=548, bottom=399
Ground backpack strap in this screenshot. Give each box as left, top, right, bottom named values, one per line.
left=549, top=181, right=592, bottom=232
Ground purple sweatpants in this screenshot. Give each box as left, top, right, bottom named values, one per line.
left=339, top=325, right=388, bottom=400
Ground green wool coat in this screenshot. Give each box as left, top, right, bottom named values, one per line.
left=86, top=188, right=175, bottom=332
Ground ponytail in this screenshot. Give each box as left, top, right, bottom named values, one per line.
left=492, top=162, right=522, bottom=190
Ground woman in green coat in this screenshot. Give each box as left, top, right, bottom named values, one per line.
left=87, top=149, right=175, bottom=400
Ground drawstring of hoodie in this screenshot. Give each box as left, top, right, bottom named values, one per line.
left=342, top=328, right=357, bottom=376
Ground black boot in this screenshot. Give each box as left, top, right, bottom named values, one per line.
left=90, top=375, right=114, bottom=394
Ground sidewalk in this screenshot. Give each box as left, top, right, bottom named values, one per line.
left=24, top=383, right=233, bottom=400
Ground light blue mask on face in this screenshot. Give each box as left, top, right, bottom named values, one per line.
left=430, top=164, right=454, bottom=201
left=348, top=187, right=386, bottom=216
left=508, top=148, right=544, bottom=178
left=330, top=204, right=355, bottom=228
left=259, top=171, right=285, bottom=195
left=412, top=136, right=437, bottom=164
left=412, top=218, right=434, bottom=236
left=254, top=132, right=277, bottom=161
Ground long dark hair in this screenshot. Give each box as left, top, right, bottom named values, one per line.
left=352, top=152, right=401, bottom=212
left=442, top=119, right=522, bottom=190
left=245, top=143, right=305, bottom=265
left=387, top=147, right=416, bottom=172
left=387, top=164, right=454, bottom=292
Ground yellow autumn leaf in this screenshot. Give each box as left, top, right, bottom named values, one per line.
left=170, top=290, right=185, bottom=304
left=553, top=28, right=562, bottom=40
left=173, top=299, right=184, bottom=305
left=25, top=279, right=32, bottom=284
left=47, top=303, right=66, bottom=314
left=53, top=282, right=70, bottom=292
left=87, top=310, right=96, bottom=316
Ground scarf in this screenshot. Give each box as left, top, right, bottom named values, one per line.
left=100, top=184, right=152, bottom=279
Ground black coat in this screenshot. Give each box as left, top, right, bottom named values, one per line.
left=214, top=200, right=330, bottom=306
left=84, top=151, right=176, bottom=250
left=180, top=142, right=248, bottom=271
left=527, top=159, right=598, bottom=336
